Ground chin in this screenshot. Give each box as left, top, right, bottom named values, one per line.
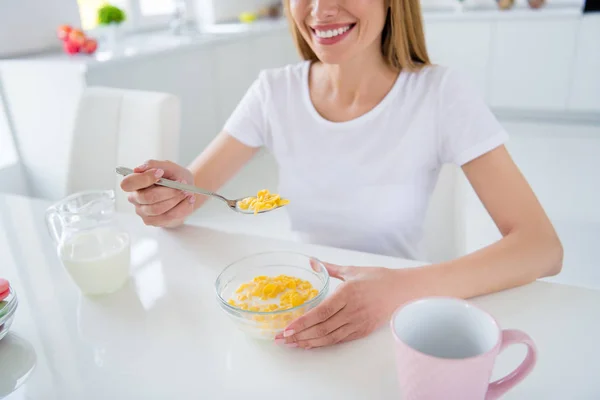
left=313, top=51, right=352, bottom=65
left=311, top=42, right=358, bottom=65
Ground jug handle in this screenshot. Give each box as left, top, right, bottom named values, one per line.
left=45, top=209, right=63, bottom=244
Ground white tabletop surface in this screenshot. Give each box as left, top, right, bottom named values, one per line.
left=0, top=193, right=598, bottom=399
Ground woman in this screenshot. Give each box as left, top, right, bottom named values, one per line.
left=120, top=0, right=563, bottom=349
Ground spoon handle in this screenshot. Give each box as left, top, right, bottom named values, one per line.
left=115, top=166, right=221, bottom=199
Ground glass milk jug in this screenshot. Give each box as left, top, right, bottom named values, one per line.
left=45, top=190, right=131, bottom=295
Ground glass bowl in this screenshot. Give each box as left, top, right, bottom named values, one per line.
left=0, top=285, right=18, bottom=342
left=215, top=251, right=330, bottom=340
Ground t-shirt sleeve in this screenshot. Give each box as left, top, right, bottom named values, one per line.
left=437, top=68, right=508, bottom=166
left=222, top=72, right=269, bottom=148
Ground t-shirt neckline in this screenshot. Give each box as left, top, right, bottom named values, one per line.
left=301, top=60, right=406, bottom=129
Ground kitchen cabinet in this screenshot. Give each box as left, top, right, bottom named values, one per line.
left=280, top=31, right=302, bottom=66
left=213, top=38, right=256, bottom=129
left=489, top=19, right=579, bottom=111
left=424, top=21, right=492, bottom=100
left=252, top=33, right=300, bottom=72
left=568, top=14, right=600, bottom=112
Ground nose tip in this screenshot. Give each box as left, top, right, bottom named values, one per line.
left=311, top=0, right=339, bottom=19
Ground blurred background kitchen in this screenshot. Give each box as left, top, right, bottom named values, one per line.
left=0, top=0, right=598, bottom=289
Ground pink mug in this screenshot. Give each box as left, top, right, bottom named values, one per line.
left=390, top=297, right=537, bottom=400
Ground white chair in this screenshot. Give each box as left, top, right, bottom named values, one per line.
left=421, top=164, right=467, bottom=263
left=65, top=86, right=180, bottom=213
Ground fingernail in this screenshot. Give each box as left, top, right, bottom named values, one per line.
left=155, top=169, right=164, bottom=178
left=188, top=195, right=196, bottom=204
left=283, top=329, right=295, bottom=337
left=285, top=343, right=298, bottom=348
left=274, top=339, right=285, bottom=345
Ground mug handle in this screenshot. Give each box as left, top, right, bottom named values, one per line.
left=486, top=329, right=538, bottom=400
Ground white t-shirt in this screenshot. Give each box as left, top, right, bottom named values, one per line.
left=224, top=61, right=508, bottom=260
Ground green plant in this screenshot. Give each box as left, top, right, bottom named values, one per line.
left=97, top=4, right=126, bottom=25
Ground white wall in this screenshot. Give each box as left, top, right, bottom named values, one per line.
left=0, top=0, right=81, bottom=57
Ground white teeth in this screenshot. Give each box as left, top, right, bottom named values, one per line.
left=315, top=25, right=351, bottom=39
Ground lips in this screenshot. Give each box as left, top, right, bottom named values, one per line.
left=310, top=23, right=356, bottom=45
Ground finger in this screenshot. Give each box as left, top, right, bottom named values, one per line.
left=177, top=179, right=194, bottom=197
left=138, top=159, right=183, bottom=180
left=310, top=259, right=351, bottom=281
left=337, top=331, right=363, bottom=345
left=132, top=185, right=187, bottom=205
left=281, top=292, right=346, bottom=337
left=295, top=324, right=356, bottom=349
left=277, top=308, right=348, bottom=343
left=121, top=168, right=164, bottom=192
left=322, top=262, right=353, bottom=281
left=138, top=192, right=190, bottom=217
left=133, top=162, right=150, bottom=173
left=309, top=258, right=327, bottom=274
left=140, top=195, right=195, bottom=226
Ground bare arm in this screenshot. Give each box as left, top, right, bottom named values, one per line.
left=187, top=131, right=260, bottom=209
left=410, top=145, right=563, bottom=298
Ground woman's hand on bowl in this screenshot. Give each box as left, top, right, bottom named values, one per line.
left=120, top=160, right=196, bottom=228
left=275, top=262, right=412, bottom=349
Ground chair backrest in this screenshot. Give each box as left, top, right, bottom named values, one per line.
left=66, top=87, right=180, bottom=212
left=421, top=164, right=467, bottom=263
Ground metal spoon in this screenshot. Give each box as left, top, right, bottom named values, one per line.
left=116, top=166, right=285, bottom=215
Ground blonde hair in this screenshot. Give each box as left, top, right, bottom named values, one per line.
left=283, top=0, right=430, bottom=72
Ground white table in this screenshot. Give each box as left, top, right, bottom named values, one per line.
left=0, top=194, right=598, bottom=399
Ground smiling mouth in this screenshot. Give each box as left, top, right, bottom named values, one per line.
left=310, top=23, right=356, bottom=40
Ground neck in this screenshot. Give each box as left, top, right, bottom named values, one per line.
left=319, top=46, right=397, bottom=103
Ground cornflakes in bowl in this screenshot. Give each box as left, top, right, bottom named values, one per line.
left=215, top=252, right=330, bottom=339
